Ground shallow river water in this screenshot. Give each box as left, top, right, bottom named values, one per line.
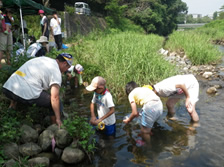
left=62, top=46, right=224, bottom=167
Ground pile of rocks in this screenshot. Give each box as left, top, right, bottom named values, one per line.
left=159, top=48, right=223, bottom=95
left=3, top=124, right=85, bottom=167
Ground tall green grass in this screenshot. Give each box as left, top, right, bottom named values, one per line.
left=165, top=30, right=222, bottom=65
left=71, top=31, right=177, bottom=101
left=196, top=20, right=224, bottom=40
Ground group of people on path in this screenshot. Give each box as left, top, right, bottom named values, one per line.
left=0, top=1, right=63, bottom=69
left=39, top=9, right=62, bottom=50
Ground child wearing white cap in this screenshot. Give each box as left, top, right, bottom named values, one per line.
left=86, top=76, right=116, bottom=136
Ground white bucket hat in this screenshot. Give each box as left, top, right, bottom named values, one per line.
left=37, top=36, right=48, bottom=43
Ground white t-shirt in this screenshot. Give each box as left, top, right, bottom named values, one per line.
left=154, top=74, right=199, bottom=99
left=3, top=57, right=62, bottom=100
left=91, top=90, right=116, bottom=125
left=128, top=87, right=160, bottom=106
left=26, top=43, right=42, bottom=58
left=50, top=17, right=61, bottom=35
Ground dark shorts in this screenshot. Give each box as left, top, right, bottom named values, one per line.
left=105, top=124, right=116, bottom=136
left=2, top=88, right=63, bottom=116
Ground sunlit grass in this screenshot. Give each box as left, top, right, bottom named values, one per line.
left=165, top=30, right=222, bottom=65
left=69, top=31, right=177, bottom=101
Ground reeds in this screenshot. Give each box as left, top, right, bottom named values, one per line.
left=73, top=31, right=177, bottom=101
left=165, top=30, right=222, bottom=65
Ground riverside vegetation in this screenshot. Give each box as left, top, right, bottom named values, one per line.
left=0, top=18, right=223, bottom=166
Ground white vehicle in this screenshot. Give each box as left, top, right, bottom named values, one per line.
left=75, top=2, right=91, bottom=15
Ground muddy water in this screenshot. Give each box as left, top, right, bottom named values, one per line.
left=63, top=46, right=224, bottom=167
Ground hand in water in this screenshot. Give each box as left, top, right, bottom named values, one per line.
left=123, top=117, right=130, bottom=124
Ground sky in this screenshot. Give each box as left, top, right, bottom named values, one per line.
left=181, top=0, right=224, bottom=16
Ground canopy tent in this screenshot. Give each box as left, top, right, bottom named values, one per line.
left=2, top=0, right=54, bottom=47
left=2, top=0, right=54, bottom=15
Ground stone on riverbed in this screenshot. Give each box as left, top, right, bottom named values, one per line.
left=20, top=124, right=39, bottom=143
left=206, top=87, right=217, bottom=94
left=19, top=142, right=42, bottom=156
left=28, top=157, right=50, bottom=167
left=61, top=147, right=85, bottom=164
left=38, top=129, right=54, bottom=151
left=202, top=72, right=213, bottom=79
left=3, top=143, right=19, bottom=160
left=55, top=129, right=73, bottom=149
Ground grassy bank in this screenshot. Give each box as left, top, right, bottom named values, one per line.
left=68, top=31, right=177, bottom=101
left=165, top=20, right=224, bottom=65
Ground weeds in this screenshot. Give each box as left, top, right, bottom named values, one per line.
left=62, top=112, right=96, bottom=161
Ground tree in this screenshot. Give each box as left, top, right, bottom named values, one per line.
left=219, top=4, right=224, bottom=19
left=124, top=0, right=188, bottom=35
left=213, top=11, right=218, bottom=20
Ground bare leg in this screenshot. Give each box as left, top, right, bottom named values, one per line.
left=141, top=126, right=152, bottom=144
left=0, top=50, right=3, bottom=69
left=9, top=100, right=17, bottom=109
left=187, top=103, right=199, bottom=122
left=6, top=51, right=10, bottom=65
left=166, top=98, right=180, bottom=119
left=74, top=76, right=78, bottom=88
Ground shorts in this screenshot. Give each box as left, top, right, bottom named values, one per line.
left=0, top=31, right=13, bottom=51
left=105, top=124, right=116, bottom=136
left=140, top=100, right=163, bottom=128
left=2, top=88, right=63, bottom=116
left=168, top=77, right=199, bottom=104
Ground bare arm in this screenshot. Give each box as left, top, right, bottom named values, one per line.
left=90, top=102, right=97, bottom=125
left=95, top=107, right=115, bottom=124
left=123, top=102, right=138, bottom=124
left=176, top=84, right=191, bottom=109
left=50, top=84, right=62, bottom=127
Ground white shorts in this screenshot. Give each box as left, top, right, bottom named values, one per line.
left=140, top=100, right=163, bottom=128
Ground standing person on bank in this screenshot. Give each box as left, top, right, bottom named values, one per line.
left=0, top=2, right=13, bottom=69
left=152, top=74, right=199, bottom=122
left=50, top=11, right=62, bottom=50
left=2, top=53, right=73, bottom=128
left=38, top=9, right=49, bottom=40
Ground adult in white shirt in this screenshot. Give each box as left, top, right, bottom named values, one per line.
left=153, top=74, right=199, bottom=122
left=2, top=53, right=73, bottom=127
left=50, top=11, right=62, bottom=50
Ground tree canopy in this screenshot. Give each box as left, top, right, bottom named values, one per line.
left=35, top=0, right=188, bottom=36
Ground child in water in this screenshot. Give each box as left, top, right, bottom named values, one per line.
left=152, top=74, right=199, bottom=122
left=123, top=81, right=163, bottom=143
left=66, top=64, right=84, bottom=88
left=86, top=76, right=116, bottom=136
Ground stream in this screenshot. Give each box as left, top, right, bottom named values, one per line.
left=62, top=45, right=224, bottom=167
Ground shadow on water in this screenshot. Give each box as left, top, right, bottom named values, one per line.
left=60, top=46, right=224, bottom=167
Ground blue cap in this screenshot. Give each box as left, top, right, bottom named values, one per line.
left=59, top=53, right=73, bottom=66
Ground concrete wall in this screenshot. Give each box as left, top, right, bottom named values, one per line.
left=63, top=12, right=107, bottom=38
